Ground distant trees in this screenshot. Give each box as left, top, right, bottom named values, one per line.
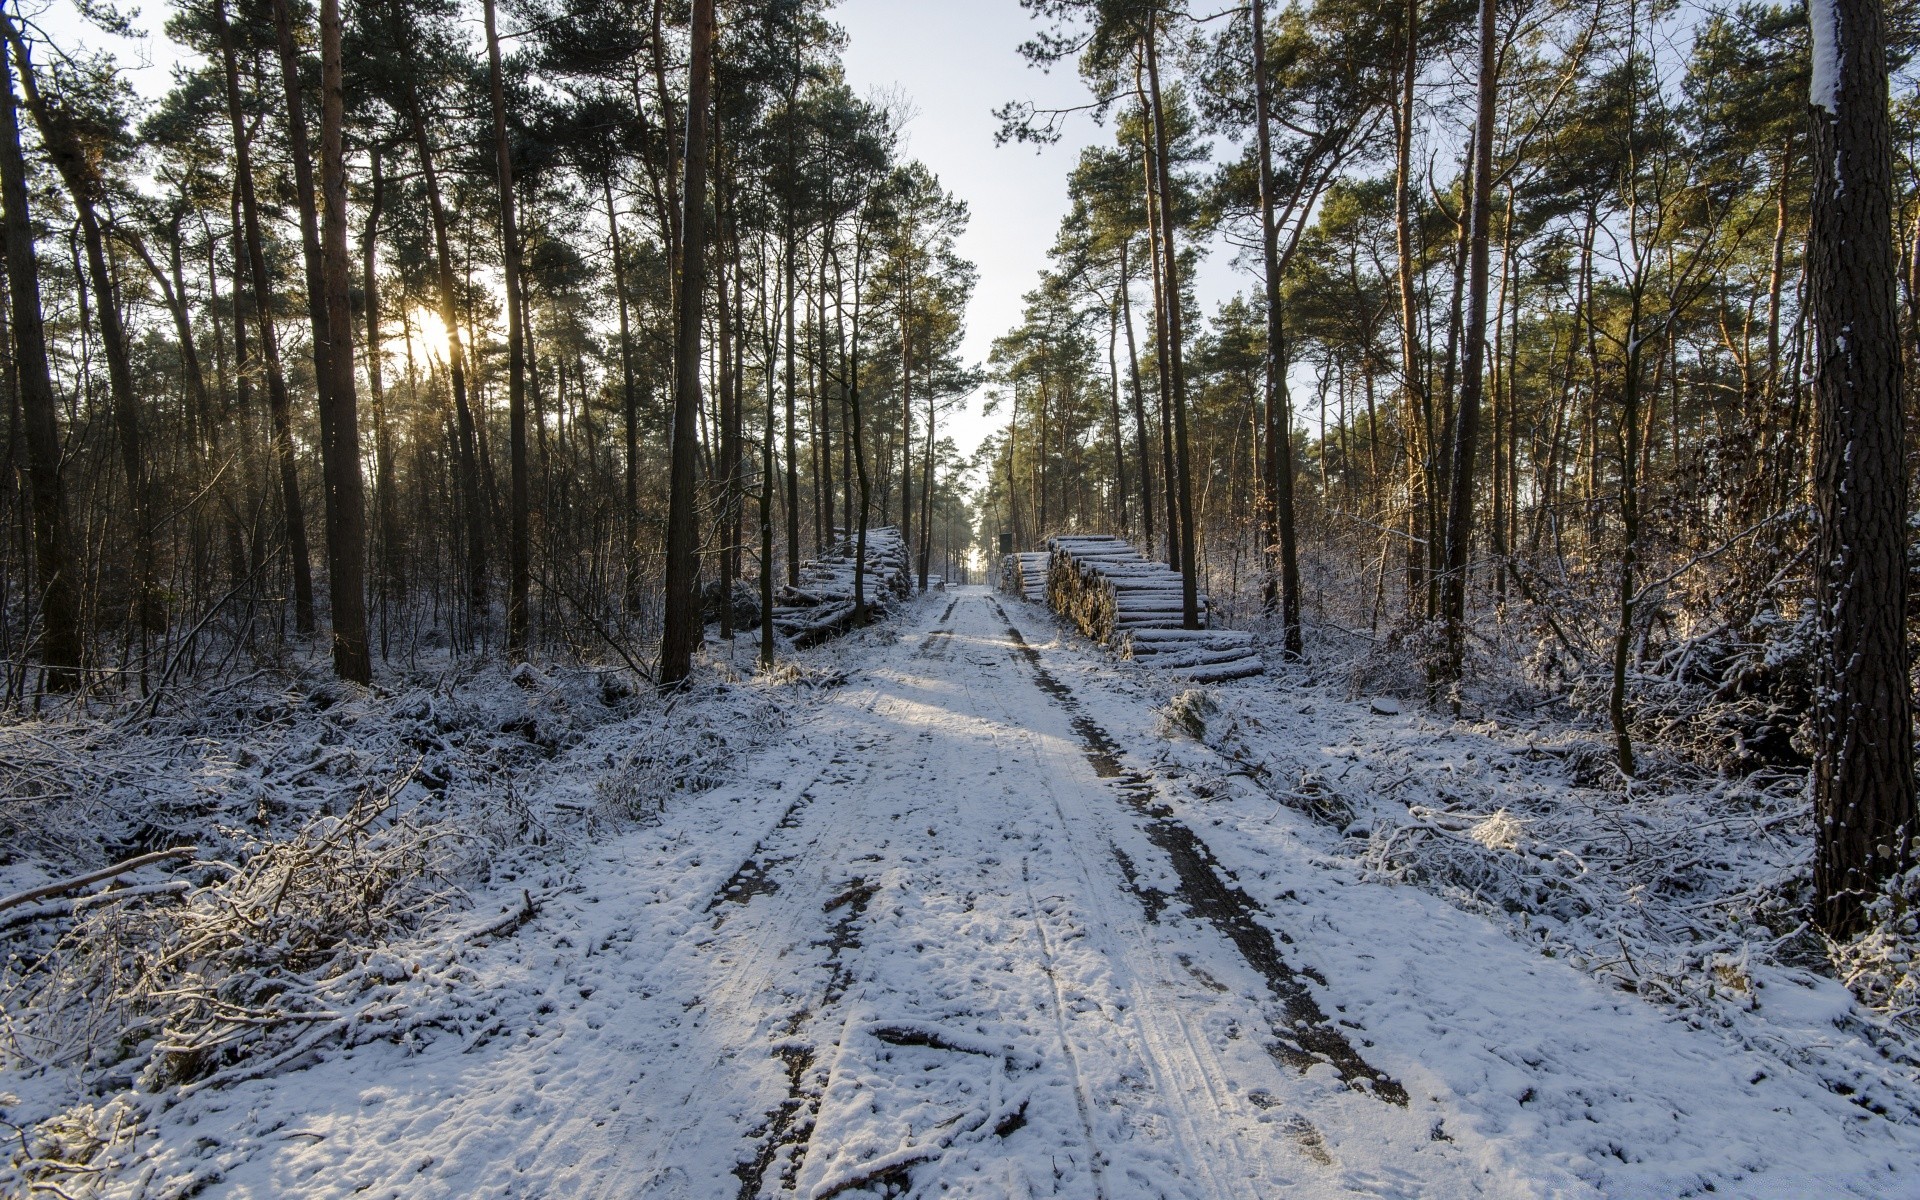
left=996, top=0, right=1920, bottom=925
left=0, top=0, right=977, bottom=700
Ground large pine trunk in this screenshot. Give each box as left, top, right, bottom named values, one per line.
left=363, top=148, right=406, bottom=629
left=315, top=0, right=369, bottom=682
left=1142, top=30, right=1199, bottom=630
left=1438, top=0, right=1499, bottom=698
left=485, top=0, right=531, bottom=663
left=658, top=0, right=714, bottom=687
left=1807, top=0, right=1914, bottom=936
left=0, top=37, right=81, bottom=691
left=1250, top=0, right=1302, bottom=659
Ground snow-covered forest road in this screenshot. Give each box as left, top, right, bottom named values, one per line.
left=131, top=589, right=1911, bottom=1198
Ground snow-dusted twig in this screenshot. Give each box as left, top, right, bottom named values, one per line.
left=0, top=847, right=197, bottom=914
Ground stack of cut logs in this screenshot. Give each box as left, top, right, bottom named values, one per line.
left=1000, top=551, right=1051, bottom=604
left=772, top=526, right=911, bottom=648
left=1001, top=534, right=1263, bottom=683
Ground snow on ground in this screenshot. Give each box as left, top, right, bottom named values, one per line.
left=11, top=588, right=1918, bottom=1197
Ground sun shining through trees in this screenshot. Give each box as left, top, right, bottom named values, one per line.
left=408, top=307, right=456, bottom=364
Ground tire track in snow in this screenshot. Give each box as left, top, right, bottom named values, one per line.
left=1017, top=855, right=1111, bottom=1199
left=991, top=597, right=1407, bottom=1105
left=728, top=597, right=968, bottom=1197
left=987, top=632, right=1293, bottom=1198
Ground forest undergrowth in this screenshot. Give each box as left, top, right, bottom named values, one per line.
left=0, top=630, right=843, bottom=1194
left=1169, top=564, right=1920, bottom=1126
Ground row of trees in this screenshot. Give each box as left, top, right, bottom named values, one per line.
left=986, top=0, right=1914, bottom=935
left=0, top=0, right=981, bottom=698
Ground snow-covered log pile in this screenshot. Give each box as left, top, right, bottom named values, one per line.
left=771, top=525, right=911, bottom=648
left=1116, top=628, right=1266, bottom=684
left=1042, top=535, right=1264, bottom=682
left=999, top=551, right=1051, bottom=603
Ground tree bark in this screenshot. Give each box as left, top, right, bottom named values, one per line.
left=485, top=0, right=530, bottom=662
left=1438, top=0, right=1498, bottom=698
left=1138, top=74, right=1179, bottom=568
left=605, top=175, right=641, bottom=612
left=1143, top=29, right=1200, bottom=629
left=1393, top=0, right=1430, bottom=622
left=316, top=0, right=369, bottom=682
left=761, top=257, right=779, bottom=668
left=1807, top=0, right=1914, bottom=936
left=363, top=146, right=405, bottom=627
left=1105, top=300, right=1129, bottom=535
left=1118, top=239, right=1154, bottom=552
left=659, top=0, right=713, bottom=687
left=0, top=27, right=80, bottom=690
left=1251, top=0, right=1302, bottom=658
left=786, top=219, right=802, bottom=588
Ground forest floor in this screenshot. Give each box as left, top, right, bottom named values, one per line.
left=12, top=587, right=1920, bottom=1198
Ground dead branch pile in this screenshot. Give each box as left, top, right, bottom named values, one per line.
left=772, top=526, right=913, bottom=648
left=4, top=764, right=462, bottom=1090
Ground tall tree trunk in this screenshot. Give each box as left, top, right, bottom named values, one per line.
left=1106, top=300, right=1129, bottom=535
left=269, top=0, right=331, bottom=409
left=899, top=284, right=914, bottom=582
left=1251, top=0, right=1301, bottom=657
left=226, top=191, right=267, bottom=584
left=317, top=0, right=369, bottom=682
left=761, top=260, right=779, bottom=667
left=1393, top=0, right=1426, bottom=617
left=1139, top=78, right=1179, bottom=567
left=363, top=146, right=405, bottom=627
left=1490, top=191, right=1512, bottom=600
left=785, top=218, right=802, bottom=587
left=816, top=243, right=833, bottom=552
left=659, top=0, right=713, bottom=687
left=919, top=386, right=935, bottom=588
left=405, top=83, right=487, bottom=640
left=485, top=0, right=530, bottom=662
left=217, top=1, right=315, bottom=635
left=1438, top=0, right=1497, bottom=698
left=1608, top=283, right=1646, bottom=774
left=842, top=226, right=874, bottom=623
left=0, top=30, right=80, bottom=691
left=731, top=215, right=747, bottom=606
left=606, top=175, right=642, bottom=614
left=714, top=186, right=738, bottom=640
left=1143, top=29, right=1200, bottom=629
left=1807, top=0, right=1914, bottom=936
left=1119, top=239, right=1154, bottom=551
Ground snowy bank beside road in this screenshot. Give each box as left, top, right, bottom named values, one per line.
left=0, top=629, right=867, bottom=1198
left=1001, top=598, right=1920, bottom=1193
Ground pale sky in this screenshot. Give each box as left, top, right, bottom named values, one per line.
left=31, top=0, right=1255, bottom=462
left=835, top=0, right=1247, bottom=462
left=835, top=0, right=1097, bottom=459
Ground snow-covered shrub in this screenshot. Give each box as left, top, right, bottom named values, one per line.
left=1832, top=866, right=1920, bottom=1031
left=6, top=764, right=465, bottom=1088
left=1159, top=689, right=1216, bottom=740
left=594, top=675, right=791, bottom=824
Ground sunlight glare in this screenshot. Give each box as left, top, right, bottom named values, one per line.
left=411, top=307, right=455, bottom=362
